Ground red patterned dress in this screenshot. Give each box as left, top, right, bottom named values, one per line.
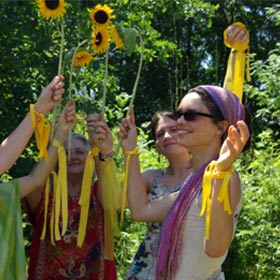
left=24, top=181, right=117, bottom=280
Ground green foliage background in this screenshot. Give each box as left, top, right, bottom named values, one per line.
left=0, top=0, right=279, bottom=279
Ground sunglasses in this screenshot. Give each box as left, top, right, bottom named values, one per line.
left=173, top=109, right=216, bottom=121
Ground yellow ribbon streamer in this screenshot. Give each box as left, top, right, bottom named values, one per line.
left=121, top=147, right=139, bottom=227
left=98, top=159, right=121, bottom=260
left=30, top=104, right=51, bottom=161
left=77, top=147, right=99, bottom=248
left=50, top=171, right=57, bottom=245
left=200, top=161, right=234, bottom=240
left=40, top=176, right=50, bottom=240
left=223, top=22, right=251, bottom=102
left=52, top=138, right=68, bottom=239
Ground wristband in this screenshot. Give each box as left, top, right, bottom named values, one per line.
left=123, top=147, right=139, bottom=157
left=99, top=150, right=115, bottom=161
left=200, top=160, right=234, bottom=240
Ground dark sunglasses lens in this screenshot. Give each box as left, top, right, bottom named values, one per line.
left=173, top=111, right=182, bottom=119
left=184, top=111, right=197, bottom=121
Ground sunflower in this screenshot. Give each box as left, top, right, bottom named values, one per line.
left=37, top=0, right=67, bottom=20
left=91, top=26, right=111, bottom=54
left=111, top=25, right=124, bottom=49
left=88, top=4, right=113, bottom=26
left=73, top=51, right=93, bottom=67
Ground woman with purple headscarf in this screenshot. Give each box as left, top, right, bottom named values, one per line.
left=156, top=85, right=251, bottom=279
left=119, top=85, right=250, bottom=279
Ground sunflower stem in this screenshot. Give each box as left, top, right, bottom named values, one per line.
left=116, top=30, right=144, bottom=156
left=51, top=20, right=65, bottom=140
left=102, top=48, right=109, bottom=115
left=126, top=30, right=144, bottom=117
left=67, top=39, right=89, bottom=161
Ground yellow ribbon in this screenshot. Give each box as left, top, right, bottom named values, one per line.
left=121, top=147, right=139, bottom=227
left=223, top=22, right=251, bottom=102
left=30, top=104, right=51, bottom=161
left=52, top=138, right=68, bottom=239
left=200, top=161, right=234, bottom=240
left=50, top=171, right=57, bottom=245
left=77, top=147, right=99, bottom=248
left=98, top=158, right=121, bottom=260
left=40, top=176, right=50, bottom=240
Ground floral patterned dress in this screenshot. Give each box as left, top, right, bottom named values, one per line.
left=23, top=181, right=117, bottom=280
left=125, top=169, right=186, bottom=280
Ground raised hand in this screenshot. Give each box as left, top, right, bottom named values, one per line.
left=117, top=108, right=138, bottom=151
left=216, top=120, right=250, bottom=171
left=54, top=99, right=76, bottom=144
left=224, top=22, right=249, bottom=50
left=86, top=112, right=113, bottom=154
left=35, top=76, right=65, bottom=115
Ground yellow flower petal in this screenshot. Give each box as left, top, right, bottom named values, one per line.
left=91, top=26, right=111, bottom=54
left=88, top=4, right=114, bottom=26
left=111, top=25, right=124, bottom=49
left=74, top=50, right=93, bottom=67
left=37, top=0, right=67, bottom=20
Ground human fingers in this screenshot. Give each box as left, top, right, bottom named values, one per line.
left=231, top=27, right=248, bottom=44
left=227, top=123, right=249, bottom=154
left=64, top=100, right=76, bottom=124
left=98, top=112, right=104, bottom=121
left=118, top=120, right=129, bottom=139
left=128, top=107, right=136, bottom=126
left=50, top=75, right=64, bottom=88
left=94, top=124, right=107, bottom=136
left=86, top=115, right=99, bottom=135
left=236, top=121, right=250, bottom=149
left=52, top=80, right=65, bottom=104
left=236, top=29, right=248, bottom=43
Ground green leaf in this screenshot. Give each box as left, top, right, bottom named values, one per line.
left=115, top=23, right=137, bottom=56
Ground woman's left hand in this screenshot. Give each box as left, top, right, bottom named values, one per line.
left=86, top=112, right=114, bottom=154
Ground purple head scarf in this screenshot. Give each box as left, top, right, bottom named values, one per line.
left=199, top=85, right=245, bottom=126
left=156, top=85, right=245, bottom=279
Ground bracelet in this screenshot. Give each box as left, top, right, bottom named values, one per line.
left=123, top=147, right=139, bottom=157
left=212, top=162, right=234, bottom=179
left=89, top=147, right=99, bottom=158
left=200, top=160, right=234, bottom=241
left=98, top=150, right=115, bottom=161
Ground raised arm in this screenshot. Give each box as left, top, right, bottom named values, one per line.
left=205, top=121, right=250, bottom=257
left=18, top=100, right=76, bottom=212
left=118, top=109, right=178, bottom=222
left=86, top=112, right=115, bottom=174
left=0, top=76, right=65, bottom=175
left=86, top=112, right=121, bottom=210
left=223, top=22, right=250, bottom=101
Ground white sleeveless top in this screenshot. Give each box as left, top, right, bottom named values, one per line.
left=175, top=191, right=242, bottom=280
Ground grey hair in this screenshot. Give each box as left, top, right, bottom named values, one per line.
left=66, top=133, right=91, bottom=151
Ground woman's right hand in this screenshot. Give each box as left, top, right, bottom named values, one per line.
left=118, top=108, right=138, bottom=151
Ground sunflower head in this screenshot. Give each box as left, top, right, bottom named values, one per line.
left=111, top=24, right=124, bottom=49
left=88, top=4, right=114, bottom=26
left=91, top=26, right=111, bottom=54
left=37, top=0, right=67, bottom=20
left=74, top=51, right=93, bottom=67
